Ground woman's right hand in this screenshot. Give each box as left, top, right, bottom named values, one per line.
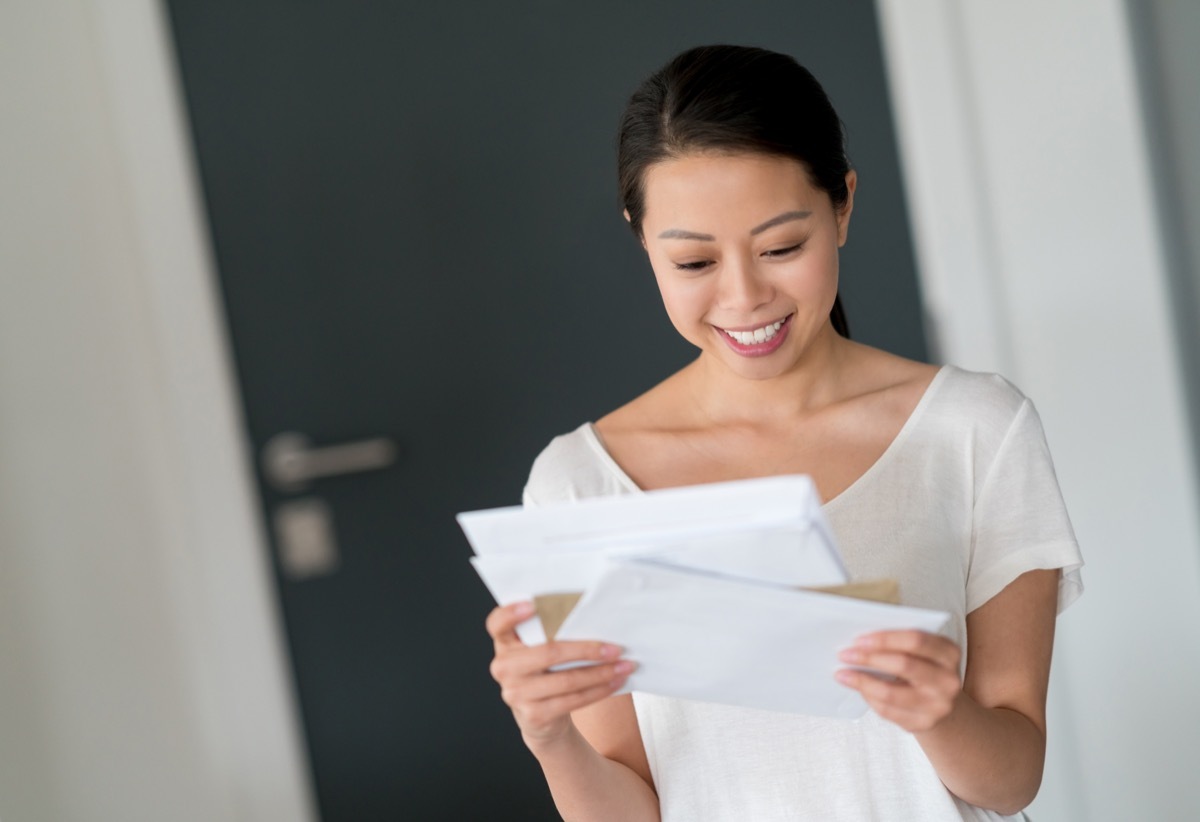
left=486, top=601, right=636, bottom=747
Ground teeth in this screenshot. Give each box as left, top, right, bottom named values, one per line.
left=724, top=319, right=785, bottom=345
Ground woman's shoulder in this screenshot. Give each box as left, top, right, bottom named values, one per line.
left=931, top=364, right=1031, bottom=425
left=908, top=363, right=1052, bottom=476
left=845, top=347, right=1035, bottom=444
left=522, top=422, right=636, bottom=506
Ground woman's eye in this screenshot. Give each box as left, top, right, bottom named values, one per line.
left=763, top=243, right=803, bottom=258
left=673, top=260, right=713, bottom=272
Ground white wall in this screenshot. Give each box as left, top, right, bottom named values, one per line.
left=0, top=1, right=315, bottom=820
left=877, top=1, right=1200, bottom=819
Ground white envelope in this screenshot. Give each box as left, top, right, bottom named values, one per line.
left=457, top=475, right=840, bottom=564
left=470, top=552, right=611, bottom=645
left=459, top=475, right=848, bottom=644
left=470, top=524, right=848, bottom=645
left=555, top=560, right=951, bottom=718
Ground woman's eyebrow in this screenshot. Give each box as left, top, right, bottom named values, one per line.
left=750, top=210, right=812, bottom=235
left=658, top=228, right=716, bottom=241
left=657, top=210, right=813, bottom=241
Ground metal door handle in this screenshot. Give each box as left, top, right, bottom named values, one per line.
left=263, top=431, right=398, bottom=491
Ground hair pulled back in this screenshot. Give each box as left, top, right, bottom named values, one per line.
left=618, top=45, right=852, bottom=338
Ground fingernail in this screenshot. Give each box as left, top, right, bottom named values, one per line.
left=853, top=635, right=880, bottom=649
left=835, top=670, right=856, bottom=686
left=600, top=643, right=622, bottom=658
left=614, top=660, right=636, bottom=675
left=513, top=602, right=534, bottom=617
left=838, top=649, right=864, bottom=664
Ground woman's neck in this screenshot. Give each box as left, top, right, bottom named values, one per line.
left=683, top=329, right=855, bottom=428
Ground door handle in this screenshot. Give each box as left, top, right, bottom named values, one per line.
left=263, top=431, right=398, bottom=492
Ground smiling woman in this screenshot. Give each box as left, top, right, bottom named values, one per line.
left=619, top=46, right=854, bottom=342
left=484, top=45, right=1083, bottom=821
left=638, top=152, right=848, bottom=379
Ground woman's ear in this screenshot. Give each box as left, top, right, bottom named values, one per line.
left=623, top=209, right=648, bottom=249
left=836, top=170, right=857, bottom=247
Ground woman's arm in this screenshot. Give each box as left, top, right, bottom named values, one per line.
left=486, top=603, right=660, bottom=822
left=835, top=569, right=1058, bottom=814
left=529, top=694, right=658, bottom=821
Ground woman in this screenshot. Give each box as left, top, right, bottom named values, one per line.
left=486, top=45, right=1083, bottom=820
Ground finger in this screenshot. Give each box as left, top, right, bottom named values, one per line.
left=850, top=630, right=961, bottom=669
left=860, top=698, right=938, bottom=732
left=848, top=670, right=933, bottom=708
left=486, top=602, right=535, bottom=650
left=519, top=679, right=631, bottom=727
left=539, top=639, right=624, bottom=669
left=837, top=649, right=960, bottom=694
left=836, top=669, right=956, bottom=727
left=496, top=639, right=623, bottom=680
left=517, top=660, right=637, bottom=703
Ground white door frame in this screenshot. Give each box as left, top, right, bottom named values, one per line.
left=91, top=2, right=317, bottom=819
left=876, top=1, right=1200, bottom=819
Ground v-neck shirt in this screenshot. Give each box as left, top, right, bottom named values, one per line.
left=574, top=363, right=952, bottom=512
left=521, top=364, right=1083, bottom=821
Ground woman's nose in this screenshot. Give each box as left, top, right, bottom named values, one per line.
left=717, top=256, right=774, bottom=312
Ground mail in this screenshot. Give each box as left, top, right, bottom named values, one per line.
left=458, top=475, right=950, bottom=717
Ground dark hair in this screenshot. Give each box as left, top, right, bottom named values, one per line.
left=618, top=45, right=852, bottom=338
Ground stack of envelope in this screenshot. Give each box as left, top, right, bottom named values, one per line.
left=458, top=475, right=948, bottom=719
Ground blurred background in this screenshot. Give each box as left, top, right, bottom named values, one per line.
left=1, top=1, right=1197, bottom=820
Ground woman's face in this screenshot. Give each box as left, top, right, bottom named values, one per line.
left=638, top=151, right=855, bottom=381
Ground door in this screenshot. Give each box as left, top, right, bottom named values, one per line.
left=164, top=2, right=926, bottom=819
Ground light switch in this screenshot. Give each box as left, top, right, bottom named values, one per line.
left=274, top=497, right=340, bottom=580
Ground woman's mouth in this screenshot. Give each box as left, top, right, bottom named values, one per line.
left=715, top=314, right=793, bottom=357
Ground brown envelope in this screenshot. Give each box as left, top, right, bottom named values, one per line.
left=804, top=579, right=900, bottom=605
left=533, top=592, right=584, bottom=642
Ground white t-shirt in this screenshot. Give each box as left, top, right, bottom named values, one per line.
left=522, top=365, right=1084, bottom=821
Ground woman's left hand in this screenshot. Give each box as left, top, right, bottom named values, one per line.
left=835, top=630, right=963, bottom=733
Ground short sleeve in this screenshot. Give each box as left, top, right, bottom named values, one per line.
left=967, top=398, right=1084, bottom=614
left=521, top=427, right=590, bottom=508
left=520, top=423, right=637, bottom=508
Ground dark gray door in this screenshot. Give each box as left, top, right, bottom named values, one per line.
left=165, top=2, right=925, bottom=819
